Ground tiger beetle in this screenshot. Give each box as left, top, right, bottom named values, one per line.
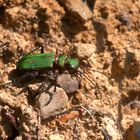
left=0, top=43, right=108, bottom=96
left=18, top=46, right=79, bottom=69
left=0, top=44, right=102, bottom=94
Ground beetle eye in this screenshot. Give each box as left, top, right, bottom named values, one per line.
left=70, top=65, right=75, bottom=68
left=67, top=58, right=79, bottom=69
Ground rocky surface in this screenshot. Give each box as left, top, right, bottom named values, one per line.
left=0, top=0, right=140, bottom=139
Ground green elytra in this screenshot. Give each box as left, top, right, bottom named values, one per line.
left=17, top=53, right=79, bottom=70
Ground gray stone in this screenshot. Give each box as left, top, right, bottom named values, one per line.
left=57, top=74, right=79, bottom=93
left=39, top=86, right=68, bottom=120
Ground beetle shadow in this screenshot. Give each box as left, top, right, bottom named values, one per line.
left=8, top=69, right=47, bottom=88
left=7, top=69, right=81, bottom=105
left=7, top=69, right=53, bottom=106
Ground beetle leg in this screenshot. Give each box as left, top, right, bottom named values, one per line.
left=23, top=46, right=44, bottom=56
left=34, top=81, right=51, bottom=97
left=27, top=75, right=53, bottom=98
left=54, top=70, right=59, bottom=92
left=40, top=46, right=44, bottom=53
left=76, top=69, right=102, bottom=94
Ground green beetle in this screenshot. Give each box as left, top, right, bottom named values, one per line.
left=0, top=45, right=98, bottom=93
left=14, top=46, right=81, bottom=93
left=17, top=53, right=79, bottom=70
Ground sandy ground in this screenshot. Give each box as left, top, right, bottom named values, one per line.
left=0, top=0, right=140, bottom=140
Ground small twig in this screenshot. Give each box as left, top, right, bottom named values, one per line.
left=79, top=104, right=94, bottom=119
left=57, top=104, right=94, bottom=120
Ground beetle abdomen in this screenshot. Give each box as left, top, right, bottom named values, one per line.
left=17, top=53, right=55, bottom=70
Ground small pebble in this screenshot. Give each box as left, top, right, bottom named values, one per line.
left=57, top=74, right=79, bottom=93
left=74, top=43, right=96, bottom=59
left=49, top=134, right=64, bottom=140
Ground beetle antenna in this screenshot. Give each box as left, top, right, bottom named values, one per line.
left=76, top=69, right=101, bottom=90
left=80, top=64, right=110, bottom=79
left=90, top=68, right=110, bottom=79
left=23, top=46, right=43, bottom=57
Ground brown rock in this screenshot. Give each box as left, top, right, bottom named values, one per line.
left=59, top=0, right=92, bottom=22
left=74, top=43, right=96, bottom=59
